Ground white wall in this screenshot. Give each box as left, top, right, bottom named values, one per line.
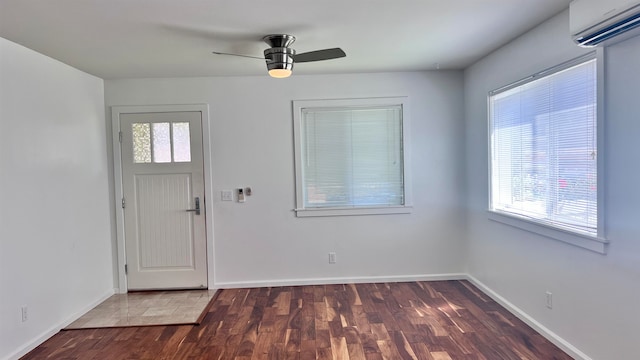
left=0, top=38, right=114, bottom=360
left=105, top=71, right=467, bottom=288
left=464, top=10, right=640, bottom=360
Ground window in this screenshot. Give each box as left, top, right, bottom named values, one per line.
left=132, top=122, right=191, bottom=163
left=293, top=97, right=412, bottom=217
left=489, top=52, right=607, bottom=253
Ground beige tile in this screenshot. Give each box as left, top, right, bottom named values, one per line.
left=140, top=298, right=173, bottom=307
left=66, top=318, right=90, bottom=328
left=83, top=317, right=123, bottom=328
left=176, top=306, right=207, bottom=317
left=124, top=306, right=148, bottom=316
left=142, top=306, right=179, bottom=317
left=64, top=289, right=214, bottom=330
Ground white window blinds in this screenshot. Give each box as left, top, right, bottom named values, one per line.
left=489, top=56, right=598, bottom=235
left=300, top=105, right=404, bottom=209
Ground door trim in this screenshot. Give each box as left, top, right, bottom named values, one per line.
left=111, top=104, right=214, bottom=293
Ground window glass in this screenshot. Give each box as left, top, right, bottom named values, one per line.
left=293, top=97, right=411, bottom=217
left=490, top=56, right=597, bottom=235
left=131, top=121, right=193, bottom=164
left=152, top=122, right=171, bottom=163
left=302, top=106, right=404, bottom=208
left=132, top=123, right=151, bottom=163
left=172, top=122, right=191, bottom=162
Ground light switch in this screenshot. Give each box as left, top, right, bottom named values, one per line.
left=221, top=190, right=233, bottom=201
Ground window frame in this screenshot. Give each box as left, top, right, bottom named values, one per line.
left=487, top=50, right=608, bottom=254
left=293, top=97, right=413, bottom=217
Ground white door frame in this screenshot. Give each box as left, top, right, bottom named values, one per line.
left=111, top=104, right=215, bottom=293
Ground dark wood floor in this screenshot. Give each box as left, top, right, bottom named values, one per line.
left=23, top=281, right=572, bottom=359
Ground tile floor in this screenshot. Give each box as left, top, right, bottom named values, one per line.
left=65, top=289, right=217, bottom=329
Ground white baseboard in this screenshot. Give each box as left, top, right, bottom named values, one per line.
left=214, top=273, right=467, bottom=289
left=464, top=275, right=591, bottom=360
left=4, top=288, right=115, bottom=360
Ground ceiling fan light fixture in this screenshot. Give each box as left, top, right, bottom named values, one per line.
left=268, top=68, right=292, bottom=78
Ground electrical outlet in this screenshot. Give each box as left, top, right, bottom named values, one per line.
left=546, top=291, right=553, bottom=309
left=21, top=306, right=28, bottom=322
left=328, top=252, right=337, bottom=264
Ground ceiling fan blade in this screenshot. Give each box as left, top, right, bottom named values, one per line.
left=292, top=48, right=346, bottom=63
left=212, top=51, right=266, bottom=61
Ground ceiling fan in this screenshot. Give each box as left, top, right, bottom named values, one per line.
left=212, top=34, right=346, bottom=78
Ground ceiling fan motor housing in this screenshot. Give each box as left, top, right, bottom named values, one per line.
left=264, top=47, right=295, bottom=72
left=263, top=34, right=296, bottom=48
left=263, top=34, right=296, bottom=74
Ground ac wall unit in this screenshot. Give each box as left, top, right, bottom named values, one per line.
left=570, top=0, right=640, bottom=47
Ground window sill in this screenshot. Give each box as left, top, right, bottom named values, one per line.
left=487, top=210, right=608, bottom=254
left=295, top=206, right=412, bottom=217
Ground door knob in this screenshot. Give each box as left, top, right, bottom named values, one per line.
left=186, top=197, right=200, bottom=215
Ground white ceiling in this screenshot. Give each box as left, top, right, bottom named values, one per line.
left=0, top=0, right=571, bottom=79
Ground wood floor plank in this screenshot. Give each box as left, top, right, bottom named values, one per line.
left=157, top=326, right=193, bottom=356
left=230, top=303, right=254, bottom=335
left=274, top=290, right=292, bottom=316
left=389, top=330, right=419, bottom=360
left=284, top=328, right=301, bottom=353
left=370, top=323, right=392, bottom=341
left=300, top=297, right=313, bottom=318
left=21, top=281, right=573, bottom=360
left=359, top=331, right=382, bottom=354
left=410, top=342, right=436, bottom=360
left=430, top=351, right=453, bottom=360
left=316, top=347, right=334, bottom=360
left=300, top=314, right=315, bottom=341
left=376, top=339, right=405, bottom=359
left=315, top=329, right=331, bottom=349
left=365, top=353, right=385, bottom=360
left=347, top=283, right=363, bottom=306
left=330, top=336, right=351, bottom=360
left=314, top=302, right=330, bottom=332
left=300, top=339, right=317, bottom=360
left=343, top=326, right=361, bottom=344
left=347, top=342, right=367, bottom=359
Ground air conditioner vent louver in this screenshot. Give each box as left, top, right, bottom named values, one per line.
left=571, top=0, right=640, bottom=47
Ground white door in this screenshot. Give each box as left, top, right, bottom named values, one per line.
left=119, top=111, right=207, bottom=290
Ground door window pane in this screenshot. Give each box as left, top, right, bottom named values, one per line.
left=152, top=122, right=171, bottom=163
left=131, top=121, right=193, bottom=164
left=132, top=123, right=151, bottom=163
left=172, top=122, right=191, bottom=162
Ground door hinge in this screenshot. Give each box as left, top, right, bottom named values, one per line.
left=124, top=264, right=128, bottom=275
left=122, top=197, right=126, bottom=209
left=119, top=131, right=122, bottom=143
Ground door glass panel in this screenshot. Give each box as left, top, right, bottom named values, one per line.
left=132, top=121, right=193, bottom=164
left=132, top=123, right=151, bottom=163
left=172, top=122, right=191, bottom=162
left=152, top=122, right=171, bottom=163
